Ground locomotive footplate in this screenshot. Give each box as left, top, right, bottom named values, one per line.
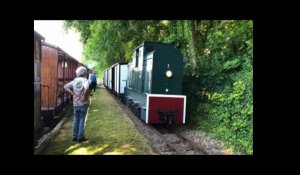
left=156, top=108, right=177, bottom=125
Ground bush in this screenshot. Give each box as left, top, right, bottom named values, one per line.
left=183, top=20, right=253, bottom=154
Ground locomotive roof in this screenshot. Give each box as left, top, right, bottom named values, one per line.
left=133, top=41, right=174, bottom=51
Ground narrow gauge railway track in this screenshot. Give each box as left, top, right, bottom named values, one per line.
left=149, top=125, right=208, bottom=155
left=108, top=89, right=208, bottom=155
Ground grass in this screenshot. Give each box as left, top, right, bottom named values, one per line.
left=40, top=87, right=156, bottom=155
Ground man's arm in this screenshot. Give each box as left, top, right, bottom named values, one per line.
left=83, top=87, right=90, bottom=99
left=80, top=82, right=90, bottom=103
left=64, top=81, right=77, bottom=98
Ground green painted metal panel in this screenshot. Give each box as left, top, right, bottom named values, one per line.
left=129, top=41, right=183, bottom=95
left=151, top=49, right=183, bottom=94
left=144, top=42, right=183, bottom=95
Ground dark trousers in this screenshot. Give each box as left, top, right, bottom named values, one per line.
left=91, top=82, right=97, bottom=92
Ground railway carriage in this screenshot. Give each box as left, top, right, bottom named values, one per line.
left=41, top=42, right=89, bottom=126
left=112, top=63, right=128, bottom=98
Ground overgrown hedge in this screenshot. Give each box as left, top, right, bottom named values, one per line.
left=183, top=21, right=253, bottom=154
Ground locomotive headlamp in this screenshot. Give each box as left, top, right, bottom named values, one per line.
left=166, top=70, right=172, bottom=78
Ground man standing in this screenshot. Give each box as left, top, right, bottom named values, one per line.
left=64, top=66, right=90, bottom=142
left=91, top=73, right=97, bottom=92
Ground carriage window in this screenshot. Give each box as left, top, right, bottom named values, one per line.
left=35, top=40, right=40, bottom=61
left=34, top=40, right=41, bottom=82
left=132, top=51, right=136, bottom=67
left=135, top=49, right=139, bottom=68
left=134, top=47, right=144, bottom=69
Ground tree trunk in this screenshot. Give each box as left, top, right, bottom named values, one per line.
left=190, top=20, right=199, bottom=68
left=199, top=20, right=213, bottom=53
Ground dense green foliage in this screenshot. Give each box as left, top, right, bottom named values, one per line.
left=182, top=21, right=253, bottom=154
left=64, top=20, right=253, bottom=154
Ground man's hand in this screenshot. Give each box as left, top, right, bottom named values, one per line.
left=73, top=93, right=78, bottom=98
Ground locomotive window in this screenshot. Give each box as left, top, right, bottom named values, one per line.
left=138, top=47, right=144, bottom=70
left=128, top=63, right=134, bottom=88
left=144, top=54, right=153, bottom=93
left=146, top=58, right=153, bottom=71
